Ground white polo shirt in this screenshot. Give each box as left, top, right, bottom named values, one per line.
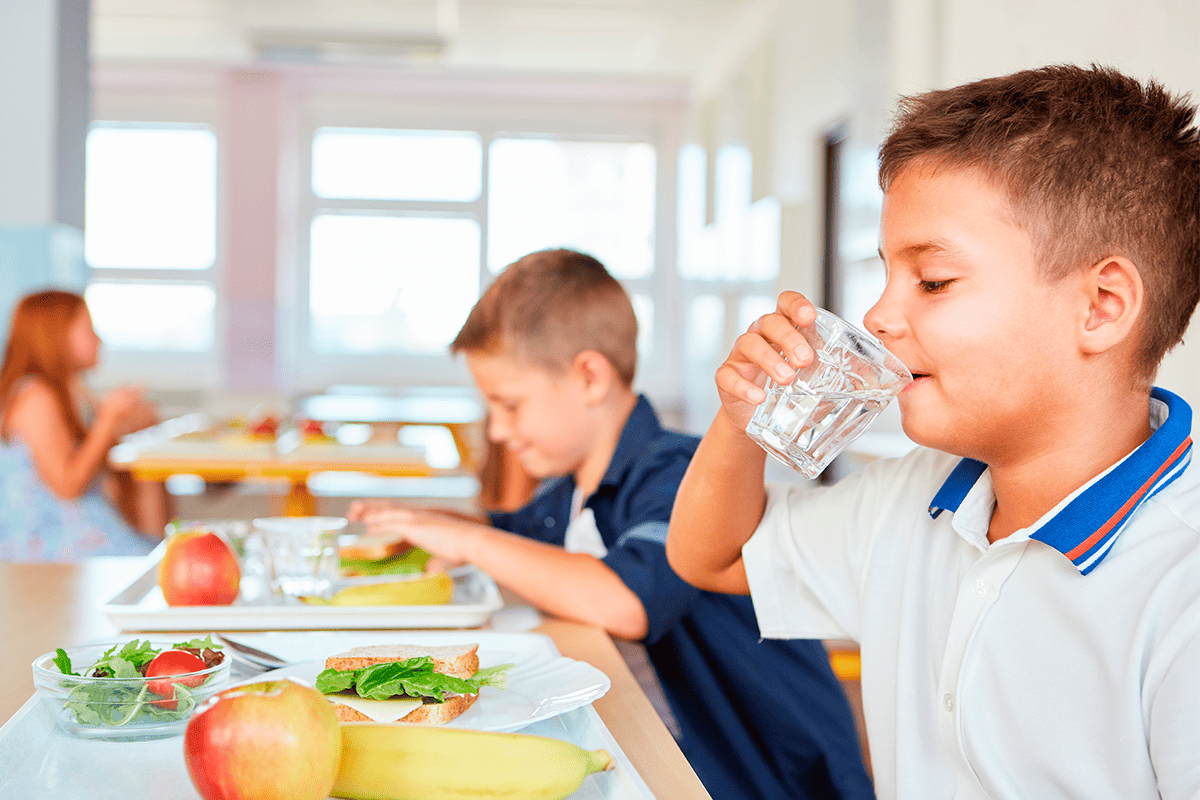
left=743, top=388, right=1199, bottom=800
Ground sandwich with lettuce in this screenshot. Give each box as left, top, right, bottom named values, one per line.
left=314, top=643, right=512, bottom=724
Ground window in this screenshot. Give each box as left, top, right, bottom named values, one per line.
left=84, top=122, right=218, bottom=354
left=301, top=128, right=486, bottom=375
left=487, top=138, right=656, bottom=279
left=312, top=128, right=482, bottom=202
left=296, top=125, right=659, bottom=387
left=677, top=142, right=782, bottom=429
left=308, top=213, right=481, bottom=354
left=84, top=283, right=215, bottom=351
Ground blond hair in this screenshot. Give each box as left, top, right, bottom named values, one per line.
left=451, top=249, right=638, bottom=385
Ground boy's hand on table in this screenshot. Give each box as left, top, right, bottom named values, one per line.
left=360, top=507, right=485, bottom=571
left=349, top=500, right=488, bottom=526
left=716, top=291, right=819, bottom=429
left=346, top=499, right=400, bottom=522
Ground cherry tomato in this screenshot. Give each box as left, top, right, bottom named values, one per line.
left=145, top=649, right=208, bottom=710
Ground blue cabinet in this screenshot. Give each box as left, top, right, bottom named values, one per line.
left=0, top=224, right=87, bottom=340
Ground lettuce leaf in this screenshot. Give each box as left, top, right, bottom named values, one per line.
left=314, top=667, right=357, bottom=694
left=315, top=656, right=514, bottom=702
left=53, top=648, right=78, bottom=676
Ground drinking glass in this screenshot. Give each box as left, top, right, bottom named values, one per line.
left=745, top=307, right=912, bottom=478
left=252, top=516, right=346, bottom=599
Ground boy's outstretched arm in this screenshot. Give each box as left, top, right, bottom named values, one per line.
left=667, top=292, right=819, bottom=596
left=360, top=507, right=650, bottom=640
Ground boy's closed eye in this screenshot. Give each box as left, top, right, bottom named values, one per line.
left=919, top=278, right=955, bottom=293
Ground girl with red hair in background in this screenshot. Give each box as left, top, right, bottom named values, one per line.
left=0, top=290, right=163, bottom=560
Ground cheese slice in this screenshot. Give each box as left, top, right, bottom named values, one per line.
left=333, top=694, right=423, bottom=723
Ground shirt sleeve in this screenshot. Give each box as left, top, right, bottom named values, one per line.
left=487, top=478, right=570, bottom=544
left=1146, top=590, right=1200, bottom=800
left=599, top=443, right=701, bottom=646
left=742, top=449, right=939, bottom=641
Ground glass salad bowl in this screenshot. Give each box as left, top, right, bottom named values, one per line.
left=31, top=637, right=231, bottom=741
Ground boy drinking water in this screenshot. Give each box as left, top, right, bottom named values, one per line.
left=354, top=249, right=875, bottom=800
left=666, top=64, right=1199, bottom=799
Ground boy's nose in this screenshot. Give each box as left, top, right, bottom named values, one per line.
left=486, top=415, right=510, bottom=443
left=863, top=293, right=902, bottom=343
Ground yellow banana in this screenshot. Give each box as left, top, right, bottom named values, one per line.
left=333, top=722, right=612, bottom=800
left=302, top=572, right=454, bottom=606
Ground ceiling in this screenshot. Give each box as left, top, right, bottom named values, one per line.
left=91, top=0, right=762, bottom=81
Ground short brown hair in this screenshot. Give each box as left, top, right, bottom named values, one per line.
left=879, top=64, right=1200, bottom=380
left=451, top=249, right=638, bottom=385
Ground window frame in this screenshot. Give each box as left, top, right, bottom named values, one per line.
left=85, top=85, right=225, bottom=390
left=674, top=142, right=784, bottom=431
left=286, top=94, right=681, bottom=398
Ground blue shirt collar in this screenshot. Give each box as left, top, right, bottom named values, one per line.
left=598, top=395, right=663, bottom=490
left=928, top=387, right=1193, bottom=574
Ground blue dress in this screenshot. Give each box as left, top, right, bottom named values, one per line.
left=0, top=439, right=157, bottom=561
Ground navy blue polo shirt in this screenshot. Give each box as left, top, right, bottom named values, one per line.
left=491, top=396, right=875, bottom=800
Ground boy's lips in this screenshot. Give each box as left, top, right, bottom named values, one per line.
left=904, top=370, right=931, bottom=388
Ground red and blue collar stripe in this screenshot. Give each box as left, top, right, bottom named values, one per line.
left=928, top=388, right=1192, bottom=575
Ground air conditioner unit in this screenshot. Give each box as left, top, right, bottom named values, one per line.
left=248, top=0, right=457, bottom=63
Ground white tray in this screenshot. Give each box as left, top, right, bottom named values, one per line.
left=0, top=632, right=653, bottom=800
left=100, top=551, right=504, bottom=631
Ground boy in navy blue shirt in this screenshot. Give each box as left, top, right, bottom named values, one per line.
left=353, top=248, right=875, bottom=800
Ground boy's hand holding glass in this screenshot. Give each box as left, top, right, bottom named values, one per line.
left=720, top=291, right=911, bottom=478
left=716, top=291, right=820, bottom=429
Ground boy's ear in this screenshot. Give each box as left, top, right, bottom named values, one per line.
left=571, top=350, right=616, bottom=403
left=1078, top=255, right=1143, bottom=356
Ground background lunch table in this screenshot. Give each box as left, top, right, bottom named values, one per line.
left=110, top=415, right=439, bottom=517
left=0, top=558, right=711, bottom=800
left=299, top=387, right=485, bottom=473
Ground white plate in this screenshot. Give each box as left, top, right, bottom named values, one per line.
left=100, top=546, right=503, bottom=631
left=0, top=631, right=646, bottom=800
left=230, top=630, right=611, bottom=733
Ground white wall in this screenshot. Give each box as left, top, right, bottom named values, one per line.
left=0, top=0, right=60, bottom=227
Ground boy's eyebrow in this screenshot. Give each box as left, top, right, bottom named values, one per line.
left=878, top=237, right=964, bottom=262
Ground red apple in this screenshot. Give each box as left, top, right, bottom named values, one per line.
left=158, top=529, right=241, bottom=606
left=185, top=678, right=343, bottom=800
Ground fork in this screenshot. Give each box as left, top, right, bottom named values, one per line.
left=213, top=634, right=290, bottom=671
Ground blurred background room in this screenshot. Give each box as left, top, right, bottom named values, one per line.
left=1, top=0, right=1197, bottom=522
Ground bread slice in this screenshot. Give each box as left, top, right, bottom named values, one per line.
left=324, top=643, right=482, bottom=725
left=332, top=692, right=478, bottom=724
left=339, top=533, right=412, bottom=562
left=325, top=643, right=479, bottom=677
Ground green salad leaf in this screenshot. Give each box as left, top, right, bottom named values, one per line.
left=52, top=637, right=224, bottom=728
left=315, top=656, right=514, bottom=702
left=88, top=639, right=158, bottom=678
left=53, top=649, right=77, bottom=676
left=173, top=635, right=221, bottom=652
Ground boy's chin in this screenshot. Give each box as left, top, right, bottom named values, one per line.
left=899, top=417, right=951, bottom=453
left=515, top=454, right=556, bottom=480
left=900, top=421, right=975, bottom=459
